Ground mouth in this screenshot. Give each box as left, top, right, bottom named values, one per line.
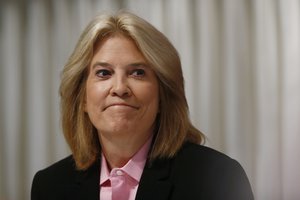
left=104, top=103, right=139, bottom=110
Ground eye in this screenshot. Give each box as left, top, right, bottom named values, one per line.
left=95, top=69, right=111, bottom=78
left=131, top=69, right=145, bottom=77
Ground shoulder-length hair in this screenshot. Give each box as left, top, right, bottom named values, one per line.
left=60, top=11, right=205, bottom=170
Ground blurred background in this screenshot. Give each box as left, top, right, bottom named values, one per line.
left=0, top=0, right=299, bottom=199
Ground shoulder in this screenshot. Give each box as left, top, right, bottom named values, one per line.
left=177, top=142, right=231, bottom=161
left=172, top=142, right=239, bottom=170
left=33, top=155, right=77, bottom=184
left=31, top=155, right=78, bottom=200
left=169, top=142, right=254, bottom=199
left=40, top=155, right=76, bottom=172
left=172, top=142, right=247, bottom=178
left=31, top=155, right=78, bottom=197
left=31, top=155, right=100, bottom=200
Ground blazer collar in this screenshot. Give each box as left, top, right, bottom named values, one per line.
left=135, top=158, right=173, bottom=200
left=64, top=156, right=173, bottom=200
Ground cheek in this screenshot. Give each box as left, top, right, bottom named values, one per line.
left=141, top=84, right=159, bottom=109
left=85, top=83, right=107, bottom=109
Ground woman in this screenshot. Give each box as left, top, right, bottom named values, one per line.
left=31, top=11, right=254, bottom=200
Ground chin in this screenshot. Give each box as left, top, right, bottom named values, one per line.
left=102, top=123, right=134, bottom=134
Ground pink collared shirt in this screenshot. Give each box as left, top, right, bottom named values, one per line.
left=99, top=136, right=152, bottom=200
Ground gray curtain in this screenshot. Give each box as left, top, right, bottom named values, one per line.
left=1, top=0, right=300, bottom=199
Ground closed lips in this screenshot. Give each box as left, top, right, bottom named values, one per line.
left=104, top=103, right=139, bottom=110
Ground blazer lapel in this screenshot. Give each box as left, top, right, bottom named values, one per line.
left=135, top=158, right=173, bottom=200
left=65, top=159, right=100, bottom=200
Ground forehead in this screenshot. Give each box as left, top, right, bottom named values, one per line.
left=94, top=34, right=144, bottom=57
left=91, top=34, right=146, bottom=63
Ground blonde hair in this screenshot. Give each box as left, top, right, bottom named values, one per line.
left=60, top=11, right=205, bottom=170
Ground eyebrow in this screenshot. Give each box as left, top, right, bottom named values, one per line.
left=91, top=61, right=149, bottom=69
left=91, top=62, right=112, bottom=69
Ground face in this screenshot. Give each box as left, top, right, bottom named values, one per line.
left=85, top=34, right=159, bottom=143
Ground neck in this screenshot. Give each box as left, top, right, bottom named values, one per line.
left=99, top=132, right=152, bottom=169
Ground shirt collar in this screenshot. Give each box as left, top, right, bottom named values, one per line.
left=100, top=135, right=153, bottom=185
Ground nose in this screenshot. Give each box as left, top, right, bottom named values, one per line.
left=110, top=74, right=132, bottom=97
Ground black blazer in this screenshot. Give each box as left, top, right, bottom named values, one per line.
left=31, top=142, right=254, bottom=200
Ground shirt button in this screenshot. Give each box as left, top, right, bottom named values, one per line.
left=116, top=170, right=123, bottom=176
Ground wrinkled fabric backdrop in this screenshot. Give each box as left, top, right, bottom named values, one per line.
left=1, top=0, right=300, bottom=199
